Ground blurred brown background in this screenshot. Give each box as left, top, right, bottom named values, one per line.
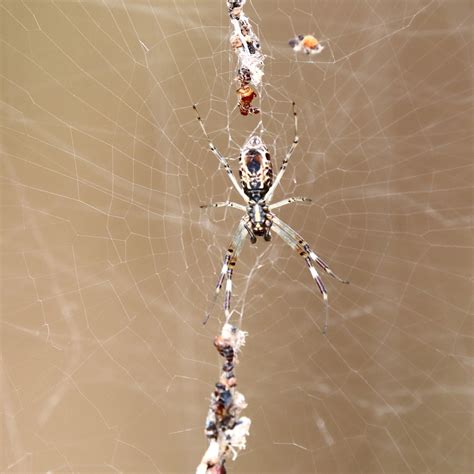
left=1, top=1, right=472, bottom=473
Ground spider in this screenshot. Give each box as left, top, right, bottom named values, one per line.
left=193, top=103, right=348, bottom=332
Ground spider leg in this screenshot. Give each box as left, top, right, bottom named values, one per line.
left=200, top=201, right=246, bottom=211
left=272, top=215, right=349, bottom=284
left=271, top=223, right=330, bottom=334
left=243, top=221, right=257, bottom=244
left=271, top=224, right=328, bottom=299
left=204, top=217, right=248, bottom=324
left=193, top=105, right=248, bottom=203
left=269, top=197, right=312, bottom=210
left=264, top=102, right=299, bottom=202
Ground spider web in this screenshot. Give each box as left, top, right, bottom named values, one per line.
left=1, top=1, right=472, bottom=473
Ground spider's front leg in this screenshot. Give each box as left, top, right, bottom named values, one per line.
left=193, top=104, right=248, bottom=203
left=264, top=102, right=299, bottom=203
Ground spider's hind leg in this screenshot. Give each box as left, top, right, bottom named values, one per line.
left=273, top=215, right=349, bottom=284
left=271, top=215, right=349, bottom=333
left=204, top=217, right=248, bottom=324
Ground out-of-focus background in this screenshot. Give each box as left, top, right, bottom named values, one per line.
left=1, top=1, right=472, bottom=473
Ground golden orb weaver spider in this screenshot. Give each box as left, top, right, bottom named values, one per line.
left=194, top=102, right=349, bottom=333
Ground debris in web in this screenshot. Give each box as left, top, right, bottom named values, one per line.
left=196, top=4, right=263, bottom=470
left=236, top=82, right=260, bottom=116
left=288, top=34, right=325, bottom=55
left=227, top=0, right=264, bottom=115
left=196, top=324, right=250, bottom=474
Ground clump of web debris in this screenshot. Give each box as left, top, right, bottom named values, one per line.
left=196, top=324, right=250, bottom=474
left=228, top=0, right=264, bottom=116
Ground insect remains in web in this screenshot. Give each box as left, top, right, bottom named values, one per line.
left=236, top=83, right=259, bottom=116
left=193, top=102, right=349, bottom=334
left=289, top=34, right=325, bottom=55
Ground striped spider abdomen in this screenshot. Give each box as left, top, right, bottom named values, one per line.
left=239, top=136, right=273, bottom=241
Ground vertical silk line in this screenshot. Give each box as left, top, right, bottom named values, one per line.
left=196, top=2, right=258, bottom=472
left=228, top=0, right=265, bottom=117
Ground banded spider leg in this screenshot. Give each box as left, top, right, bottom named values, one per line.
left=200, top=198, right=312, bottom=212
left=269, top=196, right=312, bottom=210
left=200, top=201, right=246, bottom=211
left=264, top=101, right=299, bottom=202
left=193, top=105, right=248, bottom=203
left=271, top=215, right=349, bottom=333
left=273, top=216, right=349, bottom=284
left=204, top=217, right=249, bottom=324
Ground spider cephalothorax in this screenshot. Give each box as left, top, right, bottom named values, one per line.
left=193, top=103, right=349, bottom=329
left=246, top=199, right=272, bottom=242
